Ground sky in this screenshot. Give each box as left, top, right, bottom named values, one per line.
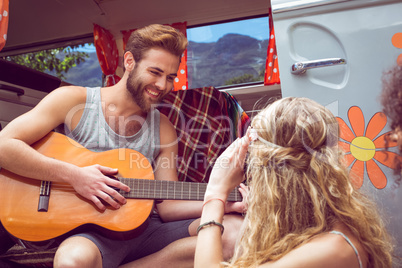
left=187, top=17, right=269, bottom=43
left=75, top=43, right=96, bottom=53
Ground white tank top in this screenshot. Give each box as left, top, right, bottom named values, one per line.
left=67, top=87, right=161, bottom=164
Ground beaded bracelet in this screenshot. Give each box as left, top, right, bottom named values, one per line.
left=196, top=220, right=225, bottom=235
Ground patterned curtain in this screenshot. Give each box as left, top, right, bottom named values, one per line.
left=93, top=24, right=121, bottom=87
left=122, top=22, right=188, bottom=91
left=0, top=0, right=9, bottom=51
left=264, top=8, right=280, bottom=85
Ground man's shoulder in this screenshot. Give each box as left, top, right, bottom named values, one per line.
left=59, top=85, right=87, bottom=94
left=158, top=112, right=174, bottom=128
left=51, top=85, right=87, bottom=99
left=52, top=86, right=89, bottom=106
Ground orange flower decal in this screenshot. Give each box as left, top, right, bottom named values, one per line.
left=392, top=32, right=402, bottom=66
left=336, top=106, right=399, bottom=189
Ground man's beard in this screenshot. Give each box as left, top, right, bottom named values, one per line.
left=126, top=68, right=160, bottom=112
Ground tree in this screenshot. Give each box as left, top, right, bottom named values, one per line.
left=224, top=69, right=265, bottom=86
left=1, top=45, right=89, bottom=80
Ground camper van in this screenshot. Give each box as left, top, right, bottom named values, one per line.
left=0, top=0, right=401, bottom=266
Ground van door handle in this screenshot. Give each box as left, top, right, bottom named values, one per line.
left=291, top=58, right=346, bottom=75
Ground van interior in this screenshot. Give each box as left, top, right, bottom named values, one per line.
left=0, top=0, right=279, bottom=129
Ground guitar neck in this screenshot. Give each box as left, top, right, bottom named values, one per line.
left=120, top=178, right=242, bottom=202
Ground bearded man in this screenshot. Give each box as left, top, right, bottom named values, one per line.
left=0, top=24, right=244, bottom=268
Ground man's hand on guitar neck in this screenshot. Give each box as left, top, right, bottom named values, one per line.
left=68, top=164, right=130, bottom=211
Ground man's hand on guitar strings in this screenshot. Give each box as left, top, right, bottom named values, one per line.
left=69, top=164, right=130, bottom=211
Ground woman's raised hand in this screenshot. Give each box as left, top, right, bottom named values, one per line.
left=206, top=131, right=251, bottom=202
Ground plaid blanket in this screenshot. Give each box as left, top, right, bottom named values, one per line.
left=158, top=86, right=250, bottom=183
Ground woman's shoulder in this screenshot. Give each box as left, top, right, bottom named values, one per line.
left=261, top=230, right=365, bottom=268
left=311, top=231, right=363, bottom=267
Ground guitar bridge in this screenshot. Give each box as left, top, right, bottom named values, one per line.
left=38, top=180, right=51, bottom=212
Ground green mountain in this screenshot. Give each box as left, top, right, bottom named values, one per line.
left=188, top=34, right=269, bottom=88
left=61, top=34, right=268, bottom=89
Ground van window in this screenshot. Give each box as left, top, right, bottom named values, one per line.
left=1, top=16, right=269, bottom=89
left=1, top=43, right=102, bottom=87
left=187, top=16, right=269, bottom=89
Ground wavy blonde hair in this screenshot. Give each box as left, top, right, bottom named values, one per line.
left=228, top=97, right=394, bottom=268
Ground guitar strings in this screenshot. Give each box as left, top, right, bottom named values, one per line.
left=46, top=182, right=240, bottom=201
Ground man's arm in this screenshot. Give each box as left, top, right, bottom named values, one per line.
left=153, top=114, right=203, bottom=221
left=0, top=86, right=129, bottom=210
left=154, top=114, right=247, bottom=222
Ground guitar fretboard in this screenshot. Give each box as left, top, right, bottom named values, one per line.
left=119, top=178, right=241, bottom=202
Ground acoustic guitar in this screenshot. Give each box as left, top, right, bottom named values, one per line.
left=0, top=132, right=242, bottom=242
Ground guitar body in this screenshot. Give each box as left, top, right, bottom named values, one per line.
left=0, top=132, right=155, bottom=242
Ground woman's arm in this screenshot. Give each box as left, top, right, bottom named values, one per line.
left=194, top=134, right=250, bottom=268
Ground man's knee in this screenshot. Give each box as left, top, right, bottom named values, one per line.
left=54, top=236, right=102, bottom=268
left=222, top=214, right=244, bottom=260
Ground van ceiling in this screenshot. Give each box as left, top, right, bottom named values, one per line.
left=3, top=0, right=269, bottom=53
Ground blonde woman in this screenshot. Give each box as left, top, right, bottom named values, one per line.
left=195, top=97, right=394, bottom=268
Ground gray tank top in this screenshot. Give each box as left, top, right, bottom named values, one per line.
left=68, top=87, right=160, bottom=163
